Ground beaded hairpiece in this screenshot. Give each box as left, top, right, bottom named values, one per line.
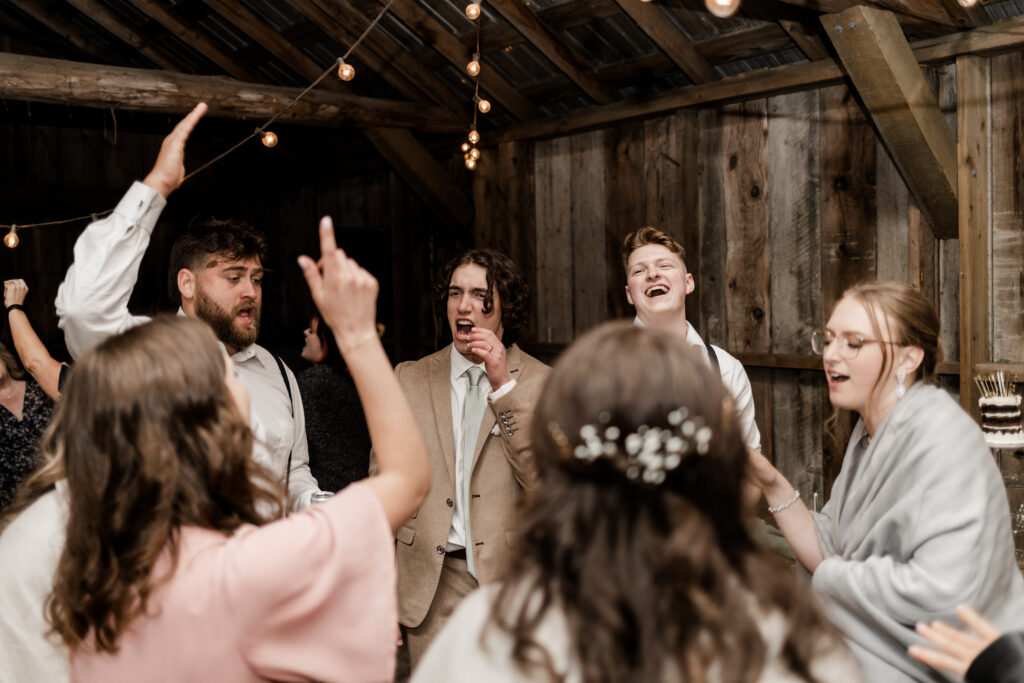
left=549, top=403, right=726, bottom=486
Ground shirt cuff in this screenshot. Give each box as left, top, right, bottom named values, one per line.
left=488, top=378, right=517, bottom=401
left=113, top=181, right=167, bottom=234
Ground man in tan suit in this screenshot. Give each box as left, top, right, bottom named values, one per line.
left=392, top=248, right=549, bottom=667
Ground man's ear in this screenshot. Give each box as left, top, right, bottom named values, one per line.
left=177, top=268, right=196, bottom=302
left=625, top=285, right=634, bottom=307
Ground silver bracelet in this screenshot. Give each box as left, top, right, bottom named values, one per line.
left=768, top=490, right=800, bottom=514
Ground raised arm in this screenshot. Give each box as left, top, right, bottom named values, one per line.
left=55, top=103, right=207, bottom=358
left=4, top=279, right=63, bottom=400
left=746, top=446, right=825, bottom=572
left=298, top=217, right=429, bottom=531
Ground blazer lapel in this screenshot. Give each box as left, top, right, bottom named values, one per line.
left=429, top=352, right=456, bottom=491
left=470, top=344, right=522, bottom=471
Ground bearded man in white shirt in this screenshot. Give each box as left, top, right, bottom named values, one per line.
left=622, top=227, right=762, bottom=452
left=54, top=102, right=321, bottom=510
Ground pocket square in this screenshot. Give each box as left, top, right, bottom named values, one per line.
left=490, top=424, right=501, bottom=436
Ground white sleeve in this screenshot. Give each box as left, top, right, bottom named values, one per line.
left=283, top=364, right=320, bottom=510
left=720, top=353, right=762, bottom=451
left=55, top=182, right=164, bottom=359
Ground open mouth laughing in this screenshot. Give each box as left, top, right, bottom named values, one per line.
left=455, top=318, right=474, bottom=340
left=645, top=285, right=669, bottom=298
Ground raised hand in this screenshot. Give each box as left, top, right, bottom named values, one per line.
left=4, top=279, right=28, bottom=308
left=297, top=216, right=379, bottom=355
left=142, top=102, right=208, bottom=198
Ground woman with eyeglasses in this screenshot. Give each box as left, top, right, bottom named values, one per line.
left=747, top=280, right=1024, bottom=682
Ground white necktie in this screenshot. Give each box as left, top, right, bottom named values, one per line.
left=461, top=366, right=486, bottom=579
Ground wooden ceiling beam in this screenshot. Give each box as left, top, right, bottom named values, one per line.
left=458, top=0, right=620, bottom=53
left=64, top=0, right=190, bottom=72
left=777, top=19, right=831, bottom=60
left=129, top=0, right=263, bottom=81
left=0, top=51, right=463, bottom=132
left=485, top=0, right=618, bottom=104
left=770, top=0, right=957, bottom=32
left=613, top=0, right=714, bottom=83
left=376, top=0, right=539, bottom=121
left=821, top=5, right=957, bottom=238
left=302, top=0, right=467, bottom=120
left=6, top=0, right=126, bottom=65
left=937, top=0, right=992, bottom=29
left=492, top=12, right=1024, bottom=143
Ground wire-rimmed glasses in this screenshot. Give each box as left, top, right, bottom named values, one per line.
left=810, top=330, right=899, bottom=360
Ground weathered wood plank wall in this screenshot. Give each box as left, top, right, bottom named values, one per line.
left=473, top=59, right=1024, bottom=504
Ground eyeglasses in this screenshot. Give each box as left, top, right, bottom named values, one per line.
left=810, top=330, right=901, bottom=360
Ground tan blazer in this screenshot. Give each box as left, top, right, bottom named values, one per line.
left=391, top=343, right=549, bottom=628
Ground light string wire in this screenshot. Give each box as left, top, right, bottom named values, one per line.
left=1, top=0, right=398, bottom=234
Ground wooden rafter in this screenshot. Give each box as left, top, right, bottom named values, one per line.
left=777, top=19, right=831, bottom=60
left=822, top=5, right=957, bottom=238
left=937, top=0, right=992, bottom=29
left=7, top=0, right=124, bottom=65
left=129, top=0, right=264, bottom=81
left=770, top=0, right=957, bottom=33
left=485, top=0, right=617, bottom=104
left=459, top=0, right=619, bottom=53
left=303, top=0, right=466, bottom=120
left=64, top=0, right=192, bottom=72
left=492, top=12, right=1024, bottom=143
left=613, top=0, right=714, bottom=83
left=378, top=0, right=539, bottom=121
left=0, top=51, right=462, bottom=132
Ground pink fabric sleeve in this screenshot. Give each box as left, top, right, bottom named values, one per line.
left=224, top=482, right=397, bottom=683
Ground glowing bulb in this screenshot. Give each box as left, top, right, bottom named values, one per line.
left=466, top=3, right=481, bottom=20
left=467, top=59, right=480, bottom=77
left=477, top=98, right=491, bottom=114
left=469, top=148, right=480, bottom=161
left=261, top=131, right=278, bottom=147
left=705, top=0, right=740, bottom=18
left=4, top=227, right=18, bottom=249
left=461, top=142, right=471, bottom=153
left=956, top=0, right=978, bottom=6
left=338, top=61, right=355, bottom=81
left=468, top=129, right=480, bottom=144
left=466, top=158, right=477, bottom=170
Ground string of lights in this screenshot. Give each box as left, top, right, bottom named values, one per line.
left=0, top=0, right=398, bottom=247
left=460, top=2, right=486, bottom=172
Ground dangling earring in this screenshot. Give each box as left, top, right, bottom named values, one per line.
left=896, top=371, right=906, bottom=398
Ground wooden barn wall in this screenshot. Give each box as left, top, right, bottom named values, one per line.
left=0, top=122, right=454, bottom=371
left=474, top=58, right=1024, bottom=510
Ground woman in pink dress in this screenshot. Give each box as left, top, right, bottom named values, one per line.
left=43, top=217, right=429, bottom=682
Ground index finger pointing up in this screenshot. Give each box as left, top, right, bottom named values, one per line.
left=319, top=215, right=337, bottom=257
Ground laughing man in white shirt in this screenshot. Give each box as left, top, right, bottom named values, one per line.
left=55, top=102, right=320, bottom=510
left=622, top=226, right=761, bottom=453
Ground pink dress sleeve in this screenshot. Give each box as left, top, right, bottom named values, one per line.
left=223, top=482, right=397, bottom=682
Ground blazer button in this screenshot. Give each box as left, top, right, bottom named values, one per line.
left=446, top=498, right=453, bottom=507
left=436, top=545, right=444, bottom=555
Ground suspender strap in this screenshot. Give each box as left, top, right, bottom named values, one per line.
left=704, top=341, right=720, bottom=373
left=271, top=354, right=295, bottom=493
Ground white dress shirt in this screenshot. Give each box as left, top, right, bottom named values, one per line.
left=55, top=181, right=319, bottom=509
left=447, top=345, right=516, bottom=550
left=634, top=317, right=762, bottom=451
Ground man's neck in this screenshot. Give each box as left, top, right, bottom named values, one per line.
left=639, top=313, right=689, bottom=337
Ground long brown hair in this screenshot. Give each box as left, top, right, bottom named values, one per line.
left=489, top=322, right=838, bottom=683
left=47, top=315, right=284, bottom=653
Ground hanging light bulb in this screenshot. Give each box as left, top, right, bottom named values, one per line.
left=475, top=96, right=491, bottom=113
left=466, top=157, right=477, bottom=170
left=4, top=226, right=18, bottom=249
left=466, top=3, right=481, bottom=20
left=956, top=0, right=978, bottom=6
left=704, top=0, right=740, bottom=18
left=468, top=128, right=480, bottom=144
left=337, top=59, right=356, bottom=81
left=467, top=54, right=481, bottom=77
left=461, top=142, right=471, bottom=153
left=469, top=148, right=480, bottom=161
left=261, top=130, right=278, bottom=148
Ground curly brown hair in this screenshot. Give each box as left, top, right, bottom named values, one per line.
left=47, top=316, right=284, bottom=653
left=436, top=248, right=530, bottom=346
left=488, top=322, right=841, bottom=682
